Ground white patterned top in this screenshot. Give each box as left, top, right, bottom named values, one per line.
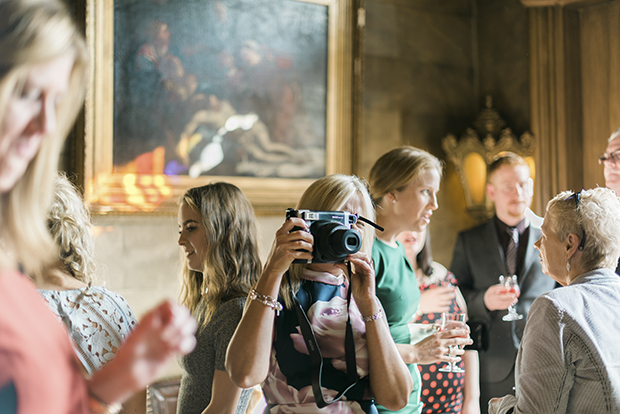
left=39, top=286, right=137, bottom=374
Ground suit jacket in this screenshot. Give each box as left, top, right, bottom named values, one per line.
left=450, top=219, right=557, bottom=383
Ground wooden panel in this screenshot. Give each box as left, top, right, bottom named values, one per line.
left=522, top=0, right=610, bottom=7
left=610, top=2, right=620, bottom=127
left=580, top=1, right=620, bottom=189
left=528, top=1, right=620, bottom=211
left=529, top=7, right=569, bottom=212
left=610, top=2, right=620, bottom=128
left=562, top=9, right=583, bottom=192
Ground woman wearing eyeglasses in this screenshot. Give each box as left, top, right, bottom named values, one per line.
left=600, top=128, right=620, bottom=276
left=488, top=187, right=620, bottom=414
left=600, top=128, right=620, bottom=198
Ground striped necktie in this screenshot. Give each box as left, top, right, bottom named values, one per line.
left=506, top=227, right=519, bottom=276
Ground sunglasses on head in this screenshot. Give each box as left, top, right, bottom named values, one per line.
left=565, top=191, right=586, bottom=251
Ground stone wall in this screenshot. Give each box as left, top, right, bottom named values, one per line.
left=92, top=214, right=283, bottom=377
left=360, top=0, right=529, bottom=266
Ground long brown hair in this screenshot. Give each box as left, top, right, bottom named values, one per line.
left=178, top=183, right=261, bottom=329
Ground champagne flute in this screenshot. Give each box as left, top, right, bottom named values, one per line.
left=438, top=312, right=466, bottom=373
left=499, top=275, right=524, bottom=321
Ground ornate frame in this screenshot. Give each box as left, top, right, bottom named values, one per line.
left=83, top=0, right=356, bottom=215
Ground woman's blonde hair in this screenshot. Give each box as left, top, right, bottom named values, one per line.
left=369, top=146, right=443, bottom=204
left=0, top=0, right=89, bottom=279
left=48, top=173, right=96, bottom=285
left=546, top=187, right=620, bottom=271
left=279, top=174, right=376, bottom=309
left=178, top=183, right=261, bottom=329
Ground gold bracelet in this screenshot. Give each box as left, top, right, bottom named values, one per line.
left=362, top=308, right=384, bottom=323
left=249, top=289, right=283, bottom=316
left=87, top=389, right=122, bottom=414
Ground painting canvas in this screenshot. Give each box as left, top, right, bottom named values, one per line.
left=113, top=0, right=328, bottom=179
left=84, top=0, right=355, bottom=214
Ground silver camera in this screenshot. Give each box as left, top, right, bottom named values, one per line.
left=285, top=208, right=362, bottom=263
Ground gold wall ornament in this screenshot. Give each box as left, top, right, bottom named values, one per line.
left=442, top=96, right=536, bottom=222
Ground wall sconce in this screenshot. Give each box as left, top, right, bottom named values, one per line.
left=442, top=96, right=536, bottom=222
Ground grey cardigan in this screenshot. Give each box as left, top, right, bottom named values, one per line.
left=493, top=268, right=620, bottom=414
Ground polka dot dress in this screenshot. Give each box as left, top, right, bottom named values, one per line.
left=416, top=272, right=465, bottom=413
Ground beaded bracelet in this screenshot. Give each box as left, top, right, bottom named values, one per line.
left=249, top=289, right=283, bottom=316
left=362, top=308, right=384, bottom=323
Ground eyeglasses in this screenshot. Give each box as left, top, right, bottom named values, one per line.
left=566, top=191, right=586, bottom=251
left=598, top=150, right=620, bottom=165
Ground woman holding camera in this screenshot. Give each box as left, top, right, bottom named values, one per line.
left=226, top=174, right=412, bottom=413
left=176, top=183, right=261, bottom=414
left=369, top=146, right=472, bottom=414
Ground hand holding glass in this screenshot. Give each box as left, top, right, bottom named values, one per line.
left=499, top=275, right=523, bottom=321
left=438, top=312, right=466, bottom=373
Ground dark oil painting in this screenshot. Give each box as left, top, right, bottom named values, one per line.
left=113, top=0, right=328, bottom=179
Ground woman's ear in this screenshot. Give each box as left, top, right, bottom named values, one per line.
left=565, top=233, right=581, bottom=260
left=386, top=192, right=396, bottom=204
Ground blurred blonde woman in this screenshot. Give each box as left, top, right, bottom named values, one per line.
left=0, top=1, right=196, bottom=413
left=176, top=183, right=261, bottom=414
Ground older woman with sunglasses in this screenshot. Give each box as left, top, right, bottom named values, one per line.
left=489, top=187, right=620, bottom=414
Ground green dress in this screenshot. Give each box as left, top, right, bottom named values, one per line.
left=372, top=238, right=422, bottom=414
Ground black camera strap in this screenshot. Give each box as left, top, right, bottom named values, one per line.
left=286, top=263, right=359, bottom=408
left=356, top=215, right=384, bottom=232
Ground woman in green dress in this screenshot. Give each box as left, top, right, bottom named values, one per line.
left=369, top=146, right=472, bottom=414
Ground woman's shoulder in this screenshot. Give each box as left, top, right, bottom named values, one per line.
left=39, top=285, right=121, bottom=302
left=204, top=297, right=247, bottom=340
left=372, top=238, right=404, bottom=256
left=431, top=262, right=448, bottom=279
left=43, top=285, right=138, bottom=330
left=86, top=286, right=137, bottom=321
left=417, top=262, right=449, bottom=286
left=213, top=296, right=246, bottom=320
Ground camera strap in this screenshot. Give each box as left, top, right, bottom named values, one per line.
left=356, top=215, right=384, bottom=232
left=286, top=263, right=359, bottom=408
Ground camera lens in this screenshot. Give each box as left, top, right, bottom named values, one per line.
left=314, top=222, right=362, bottom=262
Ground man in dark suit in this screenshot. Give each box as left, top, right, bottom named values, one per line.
left=450, top=153, right=556, bottom=414
left=600, top=128, right=620, bottom=274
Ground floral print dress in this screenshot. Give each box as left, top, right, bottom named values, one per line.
left=262, top=268, right=376, bottom=413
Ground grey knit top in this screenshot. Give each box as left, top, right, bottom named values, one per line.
left=177, top=296, right=252, bottom=414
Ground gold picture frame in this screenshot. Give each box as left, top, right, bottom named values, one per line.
left=84, top=0, right=356, bottom=215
